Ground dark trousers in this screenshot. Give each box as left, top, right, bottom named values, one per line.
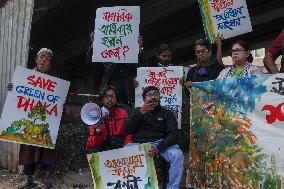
left=23, top=163, right=54, bottom=175
left=19, top=144, right=56, bottom=175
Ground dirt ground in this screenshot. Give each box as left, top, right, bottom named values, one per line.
left=0, top=167, right=94, bottom=189
left=0, top=166, right=190, bottom=189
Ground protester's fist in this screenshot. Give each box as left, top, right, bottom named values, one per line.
left=138, top=35, right=143, bottom=51
left=134, top=78, right=139, bottom=88
left=7, top=82, right=13, bottom=91
left=90, top=32, right=95, bottom=42
left=140, top=99, right=156, bottom=114
left=214, top=33, right=223, bottom=47
left=179, top=78, right=185, bottom=85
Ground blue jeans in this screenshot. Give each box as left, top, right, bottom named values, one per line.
left=127, top=140, right=184, bottom=189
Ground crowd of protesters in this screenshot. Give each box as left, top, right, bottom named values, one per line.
left=5, top=26, right=284, bottom=188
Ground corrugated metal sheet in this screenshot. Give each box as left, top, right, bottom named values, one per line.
left=0, top=0, right=34, bottom=172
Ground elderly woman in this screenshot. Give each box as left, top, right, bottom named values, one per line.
left=7, top=48, right=55, bottom=189
left=218, top=41, right=263, bottom=78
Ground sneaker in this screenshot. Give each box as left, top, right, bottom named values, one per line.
left=43, top=175, right=53, bottom=188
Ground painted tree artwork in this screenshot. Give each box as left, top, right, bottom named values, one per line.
left=188, top=74, right=284, bottom=189
left=0, top=104, right=52, bottom=147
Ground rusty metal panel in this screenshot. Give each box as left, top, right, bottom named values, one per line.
left=0, top=0, right=34, bottom=172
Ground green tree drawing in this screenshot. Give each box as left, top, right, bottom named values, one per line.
left=28, top=104, right=47, bottom=124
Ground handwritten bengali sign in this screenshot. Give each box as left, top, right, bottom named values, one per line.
left=0, top=67, right=70, bottom=148
left=88, top=143, right=159, bottom=189
left=135, top=66, right=183, bottom=129
left=198, top=0, right=252, bottom=42
left=92, top=6, right=140, bottom=63
left=188, top=74, right=284, bottom=188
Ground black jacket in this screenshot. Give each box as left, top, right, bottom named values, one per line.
left=99, top=52, right=146, bottom=104
left=124, top=106, right=178, bottom=152
left=186, top=59, right=224, bottom=82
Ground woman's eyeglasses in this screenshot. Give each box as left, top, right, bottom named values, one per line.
left=231, top=48, right=247, bottom=53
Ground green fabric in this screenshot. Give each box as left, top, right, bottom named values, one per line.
left=232, top=68, right=244, bottom=77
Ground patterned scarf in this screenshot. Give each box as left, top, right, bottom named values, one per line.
left=226, top=62, right=252, bottom=77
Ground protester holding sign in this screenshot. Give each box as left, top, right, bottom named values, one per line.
left=151, top=43, right=173, bottom=67
left=125, top=86, right=184, bottom=189
left=98, top=36, right=144, bottom=108
left=218, top=41, right=263, bottom=78
left=185, top=37, right=224, bottom=87
left=87, top=32, right=144, bottom=108
left=134, top=43, right=174, bottom=87
left=264, top=31, right=284, bottom=73
left=7, top=48, right=56, bottom=189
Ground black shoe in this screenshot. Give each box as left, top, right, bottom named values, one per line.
left=19, top=181, right=39, bottom=189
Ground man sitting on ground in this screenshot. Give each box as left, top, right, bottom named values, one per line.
left=124, top=86, right=184, bottom=189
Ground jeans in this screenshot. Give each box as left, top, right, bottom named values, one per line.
left=127, top=140, right=184, bottom=189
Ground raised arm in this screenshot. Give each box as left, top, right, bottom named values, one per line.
left=263, top=32, right=282, bottom=73
left=215, top=33, right=224, bottom=65
left=264, top=52, right=280, bottom=73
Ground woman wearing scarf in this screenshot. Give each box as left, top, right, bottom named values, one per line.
left=218, top=41, right=263, bottom=78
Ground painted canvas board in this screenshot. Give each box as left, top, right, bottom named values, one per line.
left=188, top=74, right=284, bottom=188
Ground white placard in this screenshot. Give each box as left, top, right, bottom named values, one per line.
left=92, top=6, right=140, bottom=63
left=0, top=67, right=70, bottom=149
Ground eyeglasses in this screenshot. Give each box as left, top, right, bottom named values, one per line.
left=145, top=92, right=160, bottom=97
left=231, top=48, right=247, bottom=53
left=195, top=49, right=209, bottom=55
left=103, top=94, right=116, bottom=99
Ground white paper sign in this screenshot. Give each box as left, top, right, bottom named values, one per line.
left=87, top=143, right=159, bottom=189
left=210, top=0, right=252, bottom=39
left=0, top=67, right=70, bottom=149
left=135, top=66, right=183, bottom=128
left=92, top=6, right=140, bottom=63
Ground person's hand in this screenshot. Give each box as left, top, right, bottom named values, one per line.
left=138, top=35, right=143, bottom=51
left=148, top=147, right=159, bottom=157
left=186, top=81, right=192, bottom=90
left=179, top=78, right=185, bottom=85
left=90, top=32, right=95, bottom=42
left=7, top=82, right=13, bottom=91
left=134, top=78, right=139, bottom=88
left=140, top=99, right=156, bottom=114
left=214, top=33, right=223, bottom=47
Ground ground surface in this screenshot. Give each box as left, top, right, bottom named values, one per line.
left=0, top=167, right=93, bottom=189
